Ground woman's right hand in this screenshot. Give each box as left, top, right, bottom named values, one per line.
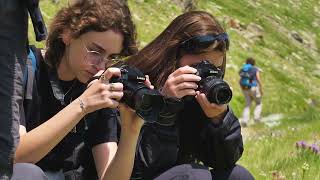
left=161, top=66, right=201, bottom=99
left=78, top=67, right=124, bottom=114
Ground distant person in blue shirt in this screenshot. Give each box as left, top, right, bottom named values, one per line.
left=239, top=57, right=263, bottom=127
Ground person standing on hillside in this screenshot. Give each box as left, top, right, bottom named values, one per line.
left=239, top=57, right=263, bottom=127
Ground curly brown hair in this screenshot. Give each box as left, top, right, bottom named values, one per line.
left=126, top=11, right=227, bottom=88
left=45, top=0, right=137, bottom=68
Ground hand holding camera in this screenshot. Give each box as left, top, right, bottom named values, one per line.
left=161, top=66, right=201, bottom=99
left=191, top=60, right=232, bottom=105
left=195, top=91, right=228, bottom=122
left=118, top=104, right=145, bottom=135
left=162, top=60, right=232, bottom=105
left=78, top=68, right=124, bottom=114
left=161, top=60, right=232, bottom=121
left=109, top=65, right=164, bottom=123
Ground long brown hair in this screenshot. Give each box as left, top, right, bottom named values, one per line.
left=45, top=0, right=137, bottom=68
left=126, top=11, right=227, bottom=88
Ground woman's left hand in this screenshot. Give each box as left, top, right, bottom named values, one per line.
left=195, top=91, right=227, bottom=123
left=144, top=75, right=154, bottom=90
left=118, top=104, right=144, bottom=134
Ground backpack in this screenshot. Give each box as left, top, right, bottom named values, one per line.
left=23, top=45, right=42, bottom=100
left=239, top=64, right=255, bottom=88
left=23, top=46, right=43, bottom=127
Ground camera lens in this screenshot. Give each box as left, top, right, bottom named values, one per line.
left=110, top=64, right=166, bottom=123
left=210, top=85, right=232, bottom=104
left=202, top=78, right=232, bottom=104
left=134, top=89, right=153, bottom=111
left=133, top=88, right=164, bottom=123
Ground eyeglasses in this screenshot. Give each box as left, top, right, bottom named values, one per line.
left=80, top=38, right=122, bottom=67
left=179, top=33, right=230, bottom=54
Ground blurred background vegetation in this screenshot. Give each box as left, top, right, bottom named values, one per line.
left=30, top=0, right=320, bottom=179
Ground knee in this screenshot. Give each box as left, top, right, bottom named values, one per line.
left=211, top=164, right=254, bottom=180
left=154, top=164, right=212, bottom=180
left=12, top=163, right=47, bottom=180
left=229, top=165, right=254, bottom=180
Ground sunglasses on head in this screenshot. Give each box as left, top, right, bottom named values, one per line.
left=179, top=33, right=229, bottom=54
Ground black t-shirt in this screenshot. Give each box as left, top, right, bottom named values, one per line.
left=23, top=59, right=118, bottom=171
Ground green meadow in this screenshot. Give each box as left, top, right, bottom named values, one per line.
left=31, top=0, right=320, bottom=179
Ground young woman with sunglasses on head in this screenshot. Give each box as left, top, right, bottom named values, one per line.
left=12, top=1, right=149, bottom=180
left=124, top=11, right=254, bottom=180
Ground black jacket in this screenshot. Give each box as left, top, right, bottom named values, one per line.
left=177, top=99, right=243, bottom=169
left=132, top=98, right=243, bottom=179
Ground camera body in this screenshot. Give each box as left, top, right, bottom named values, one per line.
left=191, top=60, right=232, bottom=104
left=110, top=65, right=164, bottom=122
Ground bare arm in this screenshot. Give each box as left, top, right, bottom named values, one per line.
left=92, top=142, right=118, bottom=179
left=98, top=106, right=144, bottom=180
left=95, top=76, right=152, bottom=180
left=16, top=99, right=85, bottom=163
left=16, top=68, right=123, bottom=163
left=100, top=128, right=141, bottom=180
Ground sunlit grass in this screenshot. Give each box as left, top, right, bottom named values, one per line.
left=240, top=112, right=320, bottom=179
left=32, top=0, right=320, bottom=179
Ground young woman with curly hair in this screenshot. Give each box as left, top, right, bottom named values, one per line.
left=12, top=1, right=147, bottom=180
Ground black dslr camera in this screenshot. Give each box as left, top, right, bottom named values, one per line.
left=191, top=60, right=232, bottom=104
left=110, top=65, right=164, bottom=123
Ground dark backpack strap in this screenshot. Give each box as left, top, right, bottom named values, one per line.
left=136, top=126, right=148, bottom=166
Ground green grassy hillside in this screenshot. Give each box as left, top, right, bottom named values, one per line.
left=31, top=0, right=320, bottom=179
